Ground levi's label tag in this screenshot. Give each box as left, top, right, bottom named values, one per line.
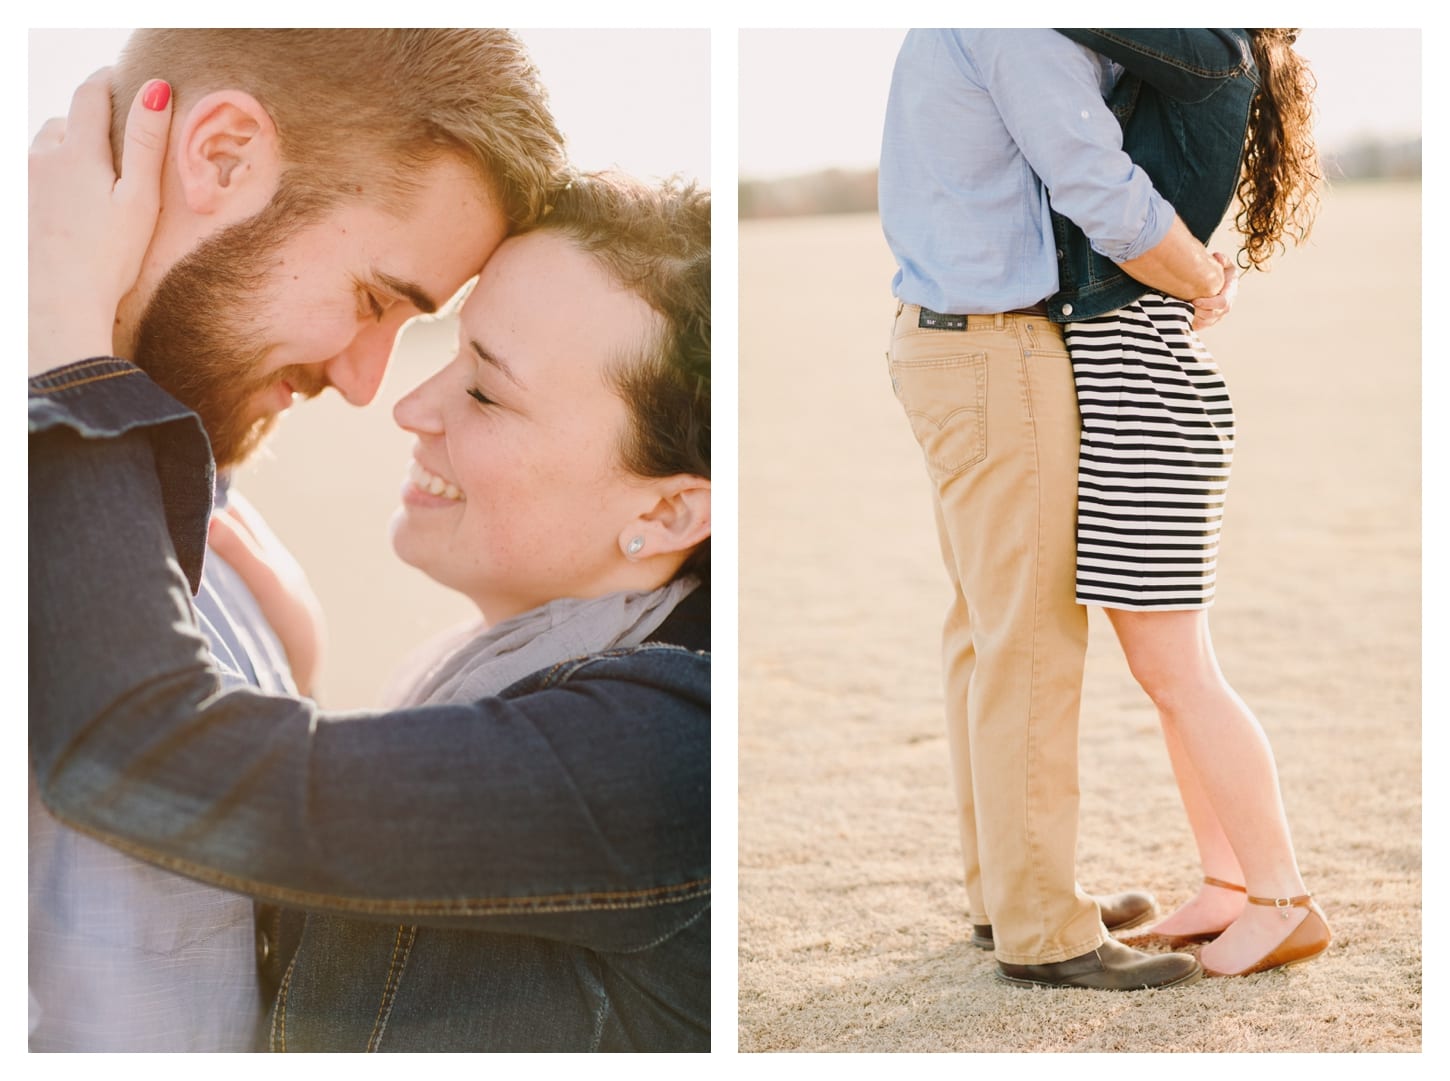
left=918, top=308, right=967, bottom=331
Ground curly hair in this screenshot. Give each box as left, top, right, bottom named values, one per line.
left=1235, top=29, right=1322, bottom=270
left=529, top=171, right=711, bottom=584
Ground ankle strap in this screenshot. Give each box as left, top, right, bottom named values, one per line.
left=1203, top=876, right=1246, bottom=893
left=1247, top=893, right=1312, bottom=910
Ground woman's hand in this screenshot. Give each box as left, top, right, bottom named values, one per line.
left=1190, top=252, right=1239, bottom=332
left=208, top=495, right=327, bottom=699
left=29, top=70, right=172, bottom=376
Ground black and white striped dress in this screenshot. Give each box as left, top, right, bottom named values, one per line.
left=1065, top=294, right=1235, bottom=610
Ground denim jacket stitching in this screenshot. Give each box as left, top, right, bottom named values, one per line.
left=27, top=357, right=138, bottom=391
left=1076, top=29, right=1249, bottom=80
left=530, top=644, right=705, bottom=690
left=612, top=894, right=711, bottom=955
left=269, top=946, right=302, bottom=1052
left=30, top=367, right=145, bottom=395
left=366, top=925, right=417, bottom=1052
left=47, top=805, right=710, bottom=927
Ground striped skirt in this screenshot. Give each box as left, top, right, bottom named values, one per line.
left=1065, top=294, right=1235, bottom=610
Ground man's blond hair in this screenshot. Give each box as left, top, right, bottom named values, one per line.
left=112, top=29, right=568, bottom=227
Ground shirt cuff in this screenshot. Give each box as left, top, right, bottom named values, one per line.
left=1090, top=184, right=1174, bottom=263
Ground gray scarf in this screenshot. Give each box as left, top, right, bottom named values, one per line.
left=397, top=578, right=699, bottom=708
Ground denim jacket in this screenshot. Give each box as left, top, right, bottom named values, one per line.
left=1047, top=28, right=1258, bottom=322
left=29, top=359, right=710, bottom=1051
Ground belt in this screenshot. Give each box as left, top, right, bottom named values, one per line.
left=913, top=302, right=1047, bottom=330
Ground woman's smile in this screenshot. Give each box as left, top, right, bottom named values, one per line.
left=402, top=458, right=465, bottom=505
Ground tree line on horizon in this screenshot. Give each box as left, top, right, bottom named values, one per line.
left=739, top=137, right=1422, bottom=220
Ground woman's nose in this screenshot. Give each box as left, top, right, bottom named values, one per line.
left=392, top=363, right=450, bottom=434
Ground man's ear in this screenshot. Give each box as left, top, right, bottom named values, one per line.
left=618, top=476, right=711, bottom=562
left=174, top=90, right=282, bottom=218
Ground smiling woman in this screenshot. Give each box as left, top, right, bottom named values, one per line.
left=390, top=227, right=706, bottom=623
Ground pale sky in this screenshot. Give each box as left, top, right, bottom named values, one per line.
left=739, top=28, right=1423, bottom=180
left=27, top=29, right=709, bottom=183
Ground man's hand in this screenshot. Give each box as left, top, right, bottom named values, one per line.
left=1191, top=252, right=1238, bottom=332
left=29, top=70, right=172, bottom=376
left=208, top=496, right=327, bottom=699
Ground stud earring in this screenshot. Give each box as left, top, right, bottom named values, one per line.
left=626, top=536, right=645, bottom=558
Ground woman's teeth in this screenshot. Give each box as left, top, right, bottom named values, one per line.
left=408, top=461, right=464, bottom=502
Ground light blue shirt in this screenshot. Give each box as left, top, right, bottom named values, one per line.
left=29, top=481, right=292, bottom=1051
left=879, top=28, right=1174, bottom=314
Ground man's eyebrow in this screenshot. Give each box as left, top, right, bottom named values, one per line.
left=374, top=272, right=439, bottom=315
left=470, top=338, right=525, bottom=388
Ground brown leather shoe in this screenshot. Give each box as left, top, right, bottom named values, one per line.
left=971, top=890, right=1156, bottom=950
left=995, top=938, right=1202, bottom=991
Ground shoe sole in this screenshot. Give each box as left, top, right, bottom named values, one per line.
left=993, top=964, right=1203, bottom=991
left=1202, top=938, right=1331, bottom=977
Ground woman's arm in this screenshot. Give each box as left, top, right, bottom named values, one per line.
left=1055, top=29, right=1249, bottom=105
left=29, top=393, right=708, bottom=949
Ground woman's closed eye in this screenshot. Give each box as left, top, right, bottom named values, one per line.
left=467, top=386, right=496, bottom=407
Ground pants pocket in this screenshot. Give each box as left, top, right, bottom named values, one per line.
left=888, top=351, right=988, bottom=482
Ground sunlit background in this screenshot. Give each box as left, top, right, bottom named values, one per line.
left=740, top=29, right=1419, bottom=181
left=30, top=29, right=709, bottom=182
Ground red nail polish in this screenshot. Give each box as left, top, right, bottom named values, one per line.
left=142, top=80, right=171, bottom=112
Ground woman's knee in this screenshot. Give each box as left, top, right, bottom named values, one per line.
left=1110, top=611, right=1217, bottom=713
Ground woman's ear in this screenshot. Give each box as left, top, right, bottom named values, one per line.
left=174, top=90, right=282, bottom=218
left=618, top=476, right=711, bottom=563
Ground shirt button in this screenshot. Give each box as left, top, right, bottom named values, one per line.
left=1061, top=303, right=1074, bottom=316
left=256, top=927, right=272, bottom=965
left=1056, top=249, right=1064, bottom=260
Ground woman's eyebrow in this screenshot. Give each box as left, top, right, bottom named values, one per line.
left=470, top=338, right=525, bottom=388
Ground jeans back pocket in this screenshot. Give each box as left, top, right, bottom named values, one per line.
left=888, top=351, right=988, bottom=482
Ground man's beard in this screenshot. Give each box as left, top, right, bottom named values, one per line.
left=133, top=190, right=330, bottom=468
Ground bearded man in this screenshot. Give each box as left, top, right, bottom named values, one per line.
left=28, top=29, right=566, bottom=1051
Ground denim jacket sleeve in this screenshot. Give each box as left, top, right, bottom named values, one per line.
left=1055, top=29, right=1251, bottom=104
left=29, top=362, right=709, bottom=952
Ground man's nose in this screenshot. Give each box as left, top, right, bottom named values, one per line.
left=324, top=325, right=399, bottom=407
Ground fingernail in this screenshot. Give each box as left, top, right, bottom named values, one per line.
left=142, top=80, right=171, bottom=112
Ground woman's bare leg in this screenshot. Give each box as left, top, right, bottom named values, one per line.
left=1140, top=707, right=1246, bottom=935
left=1108, top=608, right=1318, bottom=972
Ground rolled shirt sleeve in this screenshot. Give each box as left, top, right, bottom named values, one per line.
left=964, top=29, right=1172, bottom=263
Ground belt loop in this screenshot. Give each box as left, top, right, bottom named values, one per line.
left=993, top=313, right=1005, bottom=330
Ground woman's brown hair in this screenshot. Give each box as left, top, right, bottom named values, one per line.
left=1235, top=29, right=1321, bottom=270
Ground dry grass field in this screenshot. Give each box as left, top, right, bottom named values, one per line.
left=737, top=182, right=1421, bottom=1053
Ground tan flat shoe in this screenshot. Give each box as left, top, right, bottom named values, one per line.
left=1201, top=893, right=1332, bottom=977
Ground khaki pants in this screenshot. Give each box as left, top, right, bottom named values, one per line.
left=888, top=301, right=1105, bottom=965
